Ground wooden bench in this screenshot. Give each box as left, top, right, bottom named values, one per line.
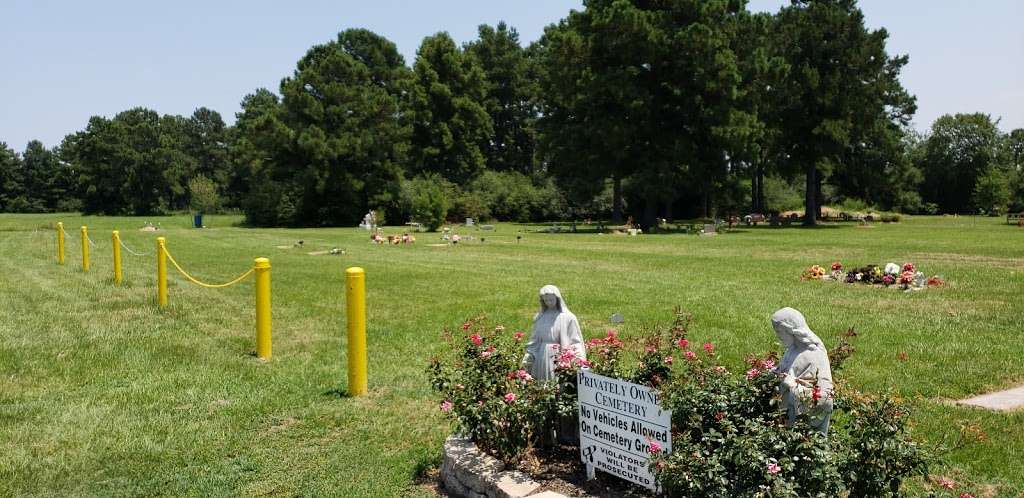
left=1008, top=213, right=1023, bottom=225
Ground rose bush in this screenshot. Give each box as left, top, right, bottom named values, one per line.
left=430, top=309, right=935, bottom=496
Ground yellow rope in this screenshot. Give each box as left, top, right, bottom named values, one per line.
left=164, top=248, right=254, bottom=289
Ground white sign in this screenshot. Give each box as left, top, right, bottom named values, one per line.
left=577, top=370, right=671, bottom=490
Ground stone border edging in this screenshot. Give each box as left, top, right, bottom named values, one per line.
left=440, top=435, right=570, bottom=498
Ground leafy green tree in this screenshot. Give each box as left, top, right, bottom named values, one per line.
left=771, top=0, right=915, bottom=224
left=536, top=4, right=652, bottom=223
left=920, top=113, right=1005, bottom=214
left=973, top=168, right=1011, bottom=215
left=1007, top=128, right=1024, bottom=171
left=60, top=108, right=199, bottom=215
left=465, top=22, right=538, bottom=174
left=410, top=32, right=492, bottom=184
left=17, top=141, right=55, bottom=211
left=0, top=142, right=24, bottom=211
left=186, top=107, right=231, bottom=189
left=239, top=29, right=412, bottom=226
left=188, top=175, right=221, bottom=214
left=229, top=88, right=288, bottom=215
left=405, top=175, right=448, bottom=231
left=539, top=0, right=764, bottom=225
left=830, top=123, right=923, bottom=212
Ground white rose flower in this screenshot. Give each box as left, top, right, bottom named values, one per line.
left=884, top=262, right=900, bottom=275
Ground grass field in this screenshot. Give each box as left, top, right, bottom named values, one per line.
left=1, top=213, right=1023, bottom=497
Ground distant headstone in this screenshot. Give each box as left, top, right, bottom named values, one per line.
left=609, top=313, right=624, bottom=324
left=465, top=218, right=474, bottom=226
left=703, top=224, right=716, bottom=234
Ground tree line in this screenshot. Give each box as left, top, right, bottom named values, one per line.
left=2, top=0, right=1022, bottom=227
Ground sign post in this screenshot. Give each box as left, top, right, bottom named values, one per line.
left=577, top=370, right=671, bottom=491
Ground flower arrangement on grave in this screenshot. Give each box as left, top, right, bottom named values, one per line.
left=429, top=308, right=940, bottom=496
left=802, top=261, right=943, bottom=290
left=801, top=264, right=827, bottom=280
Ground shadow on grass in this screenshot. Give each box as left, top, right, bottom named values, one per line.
left=322, top=388, right=351, bottom=398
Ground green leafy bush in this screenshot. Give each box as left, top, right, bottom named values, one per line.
left=428, top=318, right=583, bottom=462
left=188, top=175, right=222, bottom=214
left=467, top=171, right=567, bottom=222
left=430, top=309, right=934, bottom=495
left=403, top=176, right=448, bottom=231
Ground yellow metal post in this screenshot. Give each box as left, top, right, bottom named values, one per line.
left=112, top=230, right=122, bottom=285
left=157, top=237, right=167, bottom=306
left=254, top=258, right=272, bottom=360
left=80, top=226, right=90, bottom=272
left=346, top=267, right=367, bottom=396
left=56, top=222, right=65, bottom=265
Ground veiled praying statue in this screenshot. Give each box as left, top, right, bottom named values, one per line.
left=771, top=307, right=834, bottom=435
left=522, top=285, right=586, bottom=381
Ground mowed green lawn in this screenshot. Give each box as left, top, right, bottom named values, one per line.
left=1, top=213, right=1023, bottom=496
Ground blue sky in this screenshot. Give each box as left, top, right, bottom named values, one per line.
left=1, top=0, right=1021, bottom=151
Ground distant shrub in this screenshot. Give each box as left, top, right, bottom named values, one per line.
left=404, top=176, right=448, bottom=231
left=468, top=171, right=566, bottom=222
left=763, top=175, right=804, bottom=212
left=188, top=175, right=222, bottom=214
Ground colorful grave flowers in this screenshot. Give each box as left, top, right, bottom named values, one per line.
left=802, top=261, right=942, bottom=291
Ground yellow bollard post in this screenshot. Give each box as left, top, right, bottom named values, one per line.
left=156, top=237, right=167, bottom=306
left=254, top=258, right=272, bottom=360
left=80, top=226, right=90, bottom=272
left=56, top=222, right=65, bottom=265
left=112, top=230, right=122, bottom=285
left=346, top=267, right=367, bottom=396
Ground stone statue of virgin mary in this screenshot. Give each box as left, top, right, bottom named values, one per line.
left=522, top=285, right=586, bottom=381
left=772, top=307, right=834, bottom=435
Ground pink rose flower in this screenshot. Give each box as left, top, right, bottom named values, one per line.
left=461, top=322, right=472, bottom=331
left=514, top=331, right=525, bottom=341
left=664, top=356, right=673, bottom=365
left=684, top=351, right=697, bottom=360
left=703, top=343, right=715, bottom=353
left=767, top=462, right=781, bottom=474
left=440, top=400, right=453, bottom=412
left=647, top=441, right=662, bottom=454
left=746, top=368, right=761, bottom=380
left=939, top=478, right=956, bottom=489
left=960, top=494, right=974, bottom=498
left=675, top=338, right=689, bottom=349
left=503, top=392, right=516, bottom=403
left=469, top=334, right=483, bottom=345
left=761, top=359, right=776, bottom=370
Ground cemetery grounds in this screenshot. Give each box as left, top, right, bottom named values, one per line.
left=0, top=213, right=1022, bottom=496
